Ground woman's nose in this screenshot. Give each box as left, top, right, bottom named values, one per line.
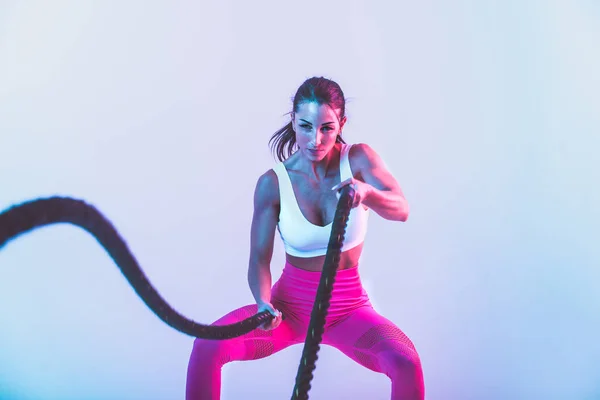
left=311, top=132, right=323, bottom=145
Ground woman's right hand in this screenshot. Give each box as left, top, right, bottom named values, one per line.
left=257, top=301, right=283, bottom=331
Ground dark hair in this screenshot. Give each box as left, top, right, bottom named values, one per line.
left=269, top=76, right=347, bottom=162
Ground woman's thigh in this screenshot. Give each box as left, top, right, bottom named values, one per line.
left=322, top=306, right=421, bottom=373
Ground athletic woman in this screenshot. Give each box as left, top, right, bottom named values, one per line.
left=186, top=77, right=425, bottom=400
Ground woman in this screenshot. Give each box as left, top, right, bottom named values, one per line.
left=186, top=77, right=425, bottom=399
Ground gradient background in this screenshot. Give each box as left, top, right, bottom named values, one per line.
left=1, top=1, right=599, bottom=399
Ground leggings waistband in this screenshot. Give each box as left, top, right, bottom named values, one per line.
left=271, top=261, right=371, bottom=320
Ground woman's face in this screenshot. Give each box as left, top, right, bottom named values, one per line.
left=292, top=101, right=346, bottom=162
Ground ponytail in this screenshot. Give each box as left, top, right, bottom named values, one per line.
left=269, top=121, right=296, bottom=162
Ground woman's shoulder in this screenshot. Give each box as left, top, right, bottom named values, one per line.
left=254, top=167, right=280, bottom=206
left=347, top=142, right=379, bottom=172
left=347, top=141, right=376, bottom=157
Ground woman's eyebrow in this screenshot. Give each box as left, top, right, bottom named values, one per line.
left=299, top=119, right=335, bottom=125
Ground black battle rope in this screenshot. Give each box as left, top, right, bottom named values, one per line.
left=291, top=185, right=355, bottom=400
left=0, top=197, right=274, bottom=339
left=0, top=186, right=355, bottom=399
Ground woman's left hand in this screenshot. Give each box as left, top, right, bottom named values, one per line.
left=332, top=178, right=373, bottom=208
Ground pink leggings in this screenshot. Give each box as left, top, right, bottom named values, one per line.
left=186, top=262, right=424, bottom=399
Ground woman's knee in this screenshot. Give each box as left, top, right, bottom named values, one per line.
left=190, top=338, right=230, bottom=366
left=382, top=348, right=423, bottom=380
left=382, top=349, right=425, bottom=399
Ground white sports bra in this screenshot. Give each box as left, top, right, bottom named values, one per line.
left=272, top=143, right=369, bottom=258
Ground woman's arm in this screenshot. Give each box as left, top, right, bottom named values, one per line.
left=247, top=170, right=280, bottom=305
left=353, top=143, right=409, bottom=221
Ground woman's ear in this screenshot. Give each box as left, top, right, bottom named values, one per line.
left=290, top=111, right=295, bottom=131
left=339, top=116, right=347, bottom=131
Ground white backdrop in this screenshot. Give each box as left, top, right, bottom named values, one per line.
left=1, top=1, right=599, bottom=399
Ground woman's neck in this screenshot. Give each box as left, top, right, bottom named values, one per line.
left=295, top=143, right=341, bottom=182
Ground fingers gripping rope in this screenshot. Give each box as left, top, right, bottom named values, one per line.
left=0, top=186, right=355, bottom=399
